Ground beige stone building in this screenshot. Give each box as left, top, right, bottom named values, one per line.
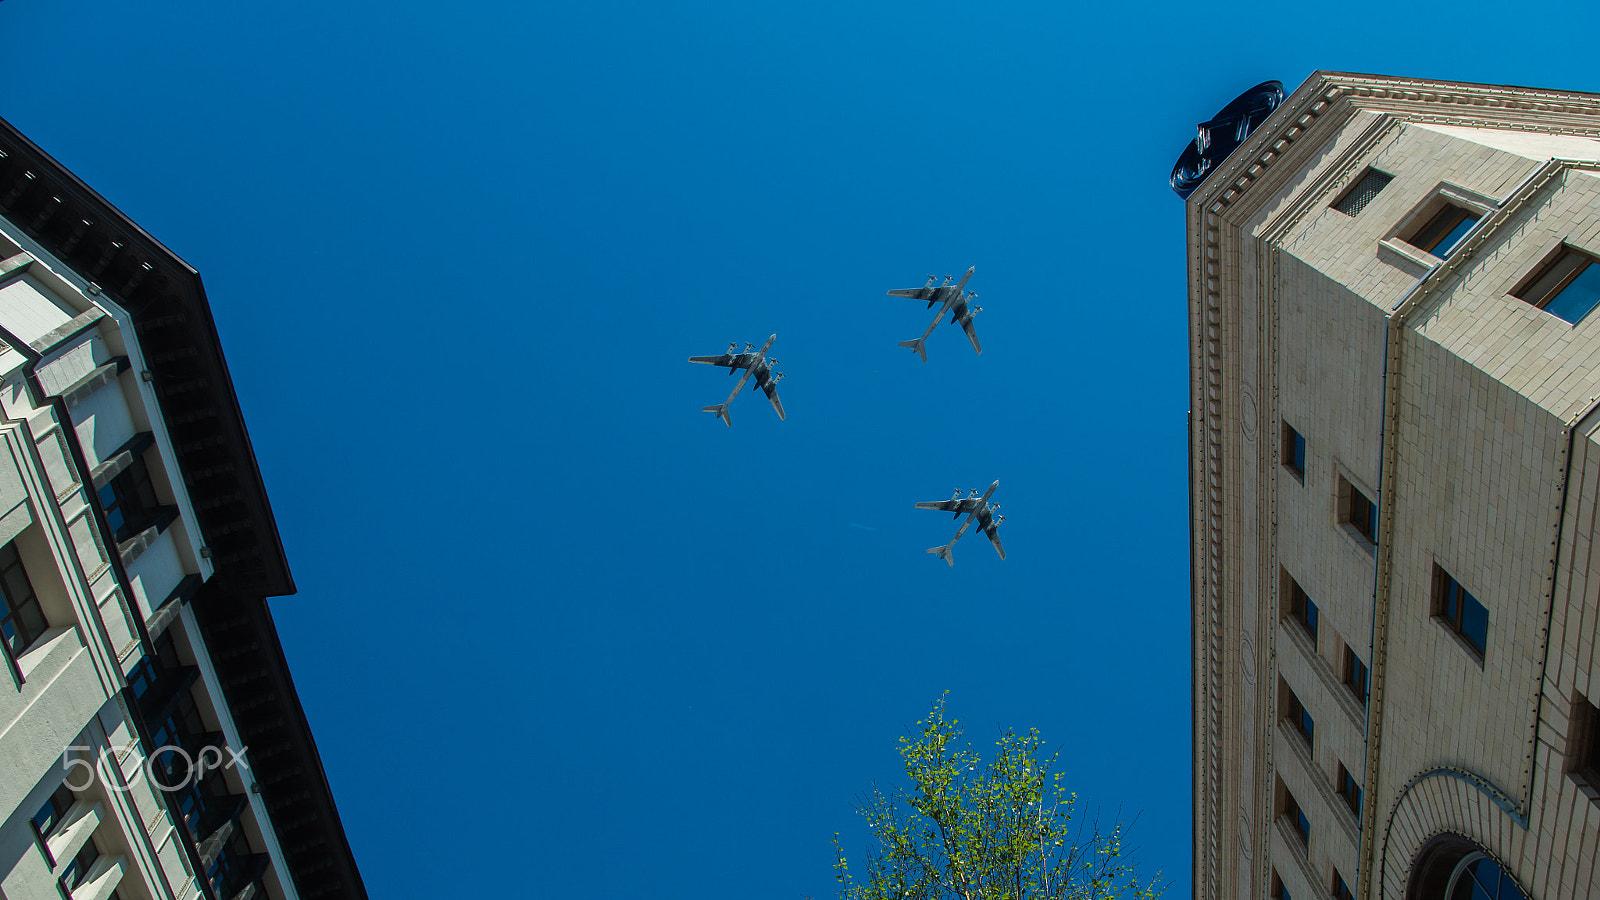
left=0, top=119, right=366, bottom=898
left=1187, top=74, right=1600, bottom=899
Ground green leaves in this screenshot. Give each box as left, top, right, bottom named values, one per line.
left=827, top=696, right=1163, bottom=900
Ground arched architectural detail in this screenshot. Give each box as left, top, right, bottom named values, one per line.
left=1379, top=769, right=1531, bottom=898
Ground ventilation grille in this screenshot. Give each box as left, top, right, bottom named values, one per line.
left=1333, top=169, right=1394, bottom=216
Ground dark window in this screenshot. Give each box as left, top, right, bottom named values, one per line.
left=1515, top=247, right=1600, bottom=325
left=97, top=456, right=160, bottom=542
left=1282, top=421, right=1306, bottom=481
left=0, top=542, right=47, bottom=659
left=1271, top=871, right=1291, bottom=900
left=59, top=839, right=99, bottom=890
left=1407, top=204, right=1480, bottom=257
left=1447, top=853, right=1530, bottom=900
left=1287, top=575, right=1318, bottom=644
left=1567, top=692, right=1600, bottom=804
left=1343, top=478, right=1378, bottom=545
left=30, top=783, right=75, bottom=840
left=1344, top=647, right=1369, bottom=705
left=1284, top=685, right=1315, bottom=750
left=1337, top=763, right=1362, bottom=820
left=1282, top=786, right=1311, bottom=848
left=1333, top=169, right=1394, bottom=217
left=1434, top=566, right=1488, bottom=657
left=1333, top=871, right=1355, bottom=900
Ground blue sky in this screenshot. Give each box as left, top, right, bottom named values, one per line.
left=3, top=2, right=1597, bottom=897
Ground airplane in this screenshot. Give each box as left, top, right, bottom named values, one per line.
left=688, top=334, right=786, bottom=426
left=887, top=266, right=982, bottom=361
left=915, top=480, right=1006, bottom=566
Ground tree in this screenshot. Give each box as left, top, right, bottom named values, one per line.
left=825, top=696, right=1164, bottom=900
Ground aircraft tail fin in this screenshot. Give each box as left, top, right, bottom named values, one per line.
left=926, top=543, right=955, bottom=566
left=897, top=338, right=928, bottom=362
left=702, top=404, right=731, bottom=427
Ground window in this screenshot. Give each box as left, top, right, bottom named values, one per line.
left=1281, top=420, right=1306, bottom=481
left=1444, top=853, right=1530, bottom=900
left=1283, top=682, right=1315, bottom=750
left=1567, top=692, right=1600, bottom=804
left=1332, top=870, right=1355, bottom=900
left=58, top=839, right=99, bottom=891
left=1344, top=647, right=1369, bottom=705
left=30, top=783, right=74, bottom=840
left=1281, top=784, right=1311, bottom=848
left=97, top=455, right=160, bottom=542
left=0, top=541, right=47, bottom=660
left=1270, top=871, right=1291, bottom=900
left=1434, top=565, right=1488, bottom=658
left=1515, top=246, right=1600, bottom=325
left=1406, top=203, right=1479, bottom=257
left=1337, top=762, right=1362, bottom=820
left=1286, top=573, right=1318, bottom=644
left=1333, top=168, right=1394, bottom=216
left=1340, top=476, right=1378, bottom=545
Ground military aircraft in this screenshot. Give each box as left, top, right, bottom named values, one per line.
left=915, top=480, right=1005, bottom=566
left=887, top=266, right=982, bottom=361
left=688, top=334, right=786, bottom=426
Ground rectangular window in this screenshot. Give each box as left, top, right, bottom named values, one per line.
left=1333, top=871, right=1355, bottom=900
left=1344, top=647, right=1369, bottom=705
left=1515, top=247, right=1600, bottom=325
left=1286, top=573, right=1318, bottom=645
left=1337, top=763, right=1362, bottom=820
left=0, top=542, right=47, bottom=660
left=1567, top=692, right=1600, bottom=804
left=1333, top=168, right=1394, bottom=217
left=30, top=783, right=75, bottom=840
left=1284, top=684, right=1315, bottom=750
left=59, top=839, right=99, bottom=891
left=1271, top=871, right=1291, bottom=900
left=1341, top=476, right=1378, bottom=545
left=1282, top=785, right=1311, bottom=849
left=1281, top=420, right=1306, bottom=481
left=1433, top=565, right=1488, bottom=657
left=1406, top=203, right=1479, bottom=257
left=97, top=455, right=160, bottom=542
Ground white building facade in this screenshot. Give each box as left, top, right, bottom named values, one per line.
left=0, top=121, right=364, bottom=899
left=1188, top=74, right=1600, bottom=900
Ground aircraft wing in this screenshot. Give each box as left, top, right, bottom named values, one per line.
left=887, top=287, right=938, bottom=301
left=984, top=525, right=1006, bottom=560
left=756, top=370, right=786, bottom=420
left=688, top=353, right=748, bottom=369
left=959, top=315, right=982, bottom=354
left=916, top=498, right=977, bottom=514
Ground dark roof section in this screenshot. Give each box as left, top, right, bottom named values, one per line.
left=0, top=116, right=368, bottom=900
left=0, top=115, right=290, bottom=597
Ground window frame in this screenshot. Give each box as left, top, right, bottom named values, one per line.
left=1404, top=202, right=1480, bottom=258
left=1432, top=564, right=1488, bottom=661
left=1336, top=762, right=1362, bottom=821
left=1284, top=571, right=1318, bottom=646
left=1282, top=683, right=1315, bottom=752
left=1281, top=420, right=1306, bottom=483
left=1343, top=646, right=1369, bottom=706
left=96, top=454, right=161, bottom=543
left=1567, top=691, right=1600, bottom=805
left=1513, top=244, right=1600, bottom=325
left=1280, top=784, right=1311, bottom=850
left=0, top=540, right=47, bottom=676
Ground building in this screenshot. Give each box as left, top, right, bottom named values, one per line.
left=1186, top=74, right=1600, bottom=899
left=0, top=119, right=366, bottom=899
